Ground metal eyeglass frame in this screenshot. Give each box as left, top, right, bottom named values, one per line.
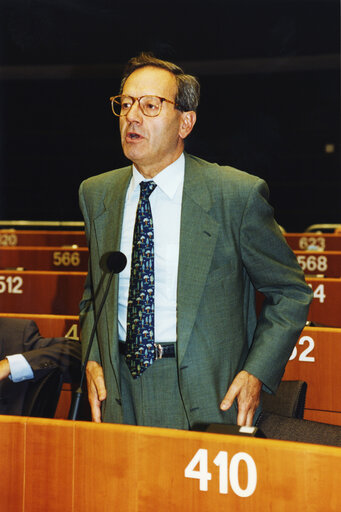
left=110, top=95, right=178, bottom=117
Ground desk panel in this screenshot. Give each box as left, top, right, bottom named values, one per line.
left=0, top=246, right=88, bottom=271
left=25, top=418, right=74, bottom=511
left=294, top=250, right=341, bottom=277
left=0, top=312, right=79, bottom=338
left=0, top=416, right=25, bottom=511
left=306, top=277, right=341, bottom=327
left=0, top=229, right=86, bottom=247
left=1, top=417, right=341, bottom=512
left=0, top=270, right=86, bottom=315
left=256, top=278, right=341, bottom=328
left=285, top=233, right=341, bottom=251
left=284, top=327, right=341, bottom=421
left=304, top=410, right=341, bottom=426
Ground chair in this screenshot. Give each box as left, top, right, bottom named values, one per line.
left=261, top=380, right=307, bottom=419
left=257, top=380, right=341, bottom=447
left=22, top=368, right=63, bottom=418
left=257, top=412, right=341, bottom=447
left=305, top=224, right=341, bottom=233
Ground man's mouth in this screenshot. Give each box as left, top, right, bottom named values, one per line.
left=127, top=132, right=143, bottom=141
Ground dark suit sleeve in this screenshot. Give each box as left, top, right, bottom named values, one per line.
left=239, top=179, right=313, bottom=392
left=1, top=319, right=81, bottom=382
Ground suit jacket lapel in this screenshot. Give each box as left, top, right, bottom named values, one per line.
left=93, top=167, right=132, bottom=374
left=177, top=154, right=219, bottom=363
left=93, top=172, right=130, bottom=257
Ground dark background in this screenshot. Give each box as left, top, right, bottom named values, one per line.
left=0, top=0, right=339, bottom=231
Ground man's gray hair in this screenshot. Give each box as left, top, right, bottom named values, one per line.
left=120, top=52, right=200, bottom=113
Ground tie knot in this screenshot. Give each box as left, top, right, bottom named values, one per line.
left=140, top=181, right=157, bottom=200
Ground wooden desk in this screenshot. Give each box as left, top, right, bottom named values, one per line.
left=306, top=277, right=341, bottom=327
left=256, top=277, right=341, bottom=328
left=284, top=326, right=341, bottom=425
left=0, top=246, right=88, bottom=271
left=0, top=270, right=86, bottom=315
left=285, top=233, right=341, bottom=251
left=1, top=416, right=341, bottom=511
left=294, top=250, right=341, bottom=277
left=0, top=229, right=86, bottom=247
left=0, top=312, right=79, bottom=339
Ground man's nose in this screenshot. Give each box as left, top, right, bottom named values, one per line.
left=126, top=99, right=142, bottom=122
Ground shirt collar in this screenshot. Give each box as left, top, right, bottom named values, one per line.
left=129, top=153, right=185, bottom=200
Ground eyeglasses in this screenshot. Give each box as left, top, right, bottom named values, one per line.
left=110, top=95, right=178, bottom=117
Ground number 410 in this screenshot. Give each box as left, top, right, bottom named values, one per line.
left=184, top=448, right=257, bottom=497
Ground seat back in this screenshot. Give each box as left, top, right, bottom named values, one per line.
left=261, top=380, right=307, bottom=419
left=22, top=369, right=63, bottom=418
left=257, top=412, right=341, bottom=447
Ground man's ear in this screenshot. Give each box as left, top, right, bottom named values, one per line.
left=179, top=111, right=197, bottom=140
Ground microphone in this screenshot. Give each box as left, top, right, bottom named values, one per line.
left=68, top=251, right=127, bottom=420
left=100, top=251, right=127, bottom=274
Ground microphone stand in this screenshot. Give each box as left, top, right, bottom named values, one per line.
left=68, top=270, right=114, bottom=420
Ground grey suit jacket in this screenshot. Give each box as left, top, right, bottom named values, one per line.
left=79, top=153, right=312, bottom=426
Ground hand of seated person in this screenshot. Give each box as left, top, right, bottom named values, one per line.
left=0, top=359, right=10, bottom=381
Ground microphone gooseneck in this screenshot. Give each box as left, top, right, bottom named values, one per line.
left=68, top=251, right=126, bottom=420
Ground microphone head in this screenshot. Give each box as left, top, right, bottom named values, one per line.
left=100, top=251, right=127, bottom=274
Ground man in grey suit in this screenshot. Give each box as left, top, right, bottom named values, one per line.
left=79, top=53, right=312, bottom=429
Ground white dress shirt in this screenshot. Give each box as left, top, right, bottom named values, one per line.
left=6, top=354, right=34, bottom=382
left=118, top=153, right=184, bottom=343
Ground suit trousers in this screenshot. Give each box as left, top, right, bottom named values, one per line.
left=119, top=353, right=190, bottom=429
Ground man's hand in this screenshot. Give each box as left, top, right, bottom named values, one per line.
left=220, top=370, right=262, bottom=426
left=86, top=360, right=107, bottom=423
left=0, top=359, right=10, bottom=381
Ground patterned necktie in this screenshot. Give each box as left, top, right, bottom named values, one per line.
left=125, top=181, right=157, bottom=378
